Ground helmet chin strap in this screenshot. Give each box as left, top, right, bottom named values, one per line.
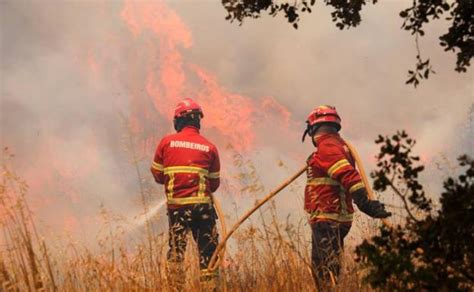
left=301, top=129, right=309, bottom=142
left=302, top=124, right=320, bottom=143
left=311, top=135, right=318, bottom=147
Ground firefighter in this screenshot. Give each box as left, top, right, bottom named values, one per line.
left=151, top=98, right=220, bottom=290
left=301, top=105, right=391, bottom=288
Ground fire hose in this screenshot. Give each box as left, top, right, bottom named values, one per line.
left=208, top=165, right=307, bottom=271
left=208, top=141, right=391, bottom=271
left=209, top=195, right=227, bottom=271
left=345, top=141, right=392, bottom=228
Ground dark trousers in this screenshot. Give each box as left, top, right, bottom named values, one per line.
left=167, top=204, right=218, bottom=270
left=311, top=221, right=351, bottom=288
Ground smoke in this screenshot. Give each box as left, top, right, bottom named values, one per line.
left=1, top=0, right=473, bottom=245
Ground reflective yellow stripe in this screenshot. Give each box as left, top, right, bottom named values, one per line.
left=167, top=196, right=211, bottom=205
left=208, top=171, right=220, bottom=179
left=328, top=159, right=350, bottom=177
left=151, top=161, right=163, bottom=171
left=310, top=211, right=353, bottom=222
left=164, top=165, right=212, bottom=204
left=349, top=182, right=365, bottom=193
left=339, top=189, right=348, bottom=215
left=167, top=173, right=175, bottom=199
left=307, top=177, right=340, bottom=186
left=197, top=174, right=206, bottom=197
left=164, top=166, right=209, bottom=176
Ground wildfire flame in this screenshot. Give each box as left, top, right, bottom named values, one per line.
left=120, top=0, right=293, bottom=152
left=4, top=0, right=296, bottom=236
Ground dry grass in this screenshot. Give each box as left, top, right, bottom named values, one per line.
left=0, top=145, right=380, bottom=292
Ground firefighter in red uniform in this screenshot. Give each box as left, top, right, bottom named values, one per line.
left=151, top=98, right=220, bottom=289
left=301, top=105, right=391, bottom=288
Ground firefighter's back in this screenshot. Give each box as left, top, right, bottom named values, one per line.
left=159, top=126, right=220, bottom=208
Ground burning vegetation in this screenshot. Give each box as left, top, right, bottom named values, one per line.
left=1, top=132, right=473, bottom=290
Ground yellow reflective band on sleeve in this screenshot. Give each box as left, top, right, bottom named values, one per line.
left=167, top=196, right=212, bottom=205
left=164, top=166, right=209, bottom=176
left=310, top=211, right=353, bottom=223
left=349, top=182, right=365, bottom=193
left=307, top=177, right=340, bottom=186
left=208, top=171, right=220, bottom=179
left=328, top=159, right=351, bottom=177
left=151, top=162, right=164, bottom=171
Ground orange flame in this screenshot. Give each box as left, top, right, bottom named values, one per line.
left=6, top=0, right=297, bottom=234
left=120, top=0, right=293, bottom=151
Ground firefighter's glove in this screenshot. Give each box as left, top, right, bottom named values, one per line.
left=353, top=189, right=391, bottom=218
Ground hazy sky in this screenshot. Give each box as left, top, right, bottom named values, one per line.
left=1, top=0, right=472, bottom=244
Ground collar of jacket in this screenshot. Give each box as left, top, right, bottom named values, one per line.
left=314, top=132, right=340, bottom=146
left=180, top=126, right=200, bottom=134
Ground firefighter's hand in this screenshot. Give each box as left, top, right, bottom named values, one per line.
left=353, top=189, right=392, bottom=218
left=364, top=200, right=392, bottom=218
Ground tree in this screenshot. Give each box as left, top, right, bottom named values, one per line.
left=354, top=131, right=473, bottom=291
left=220, top=0, right=474, bottom=87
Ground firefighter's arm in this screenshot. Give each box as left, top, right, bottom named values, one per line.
left=208, top=146, right=220, bottom=192
left=317, top=141, right=363, bottom=192
left=150, top=139, right=165, bottom=184
left=318, top=142, right=391, bottom=218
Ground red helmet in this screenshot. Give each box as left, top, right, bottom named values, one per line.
left=173, top=98, right=204, bottom=119
left=306, top=105, right=341, bottom=127
left=302, top=105, right=341, bottom=142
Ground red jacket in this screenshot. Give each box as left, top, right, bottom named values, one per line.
left=305, top=133, right=365, bottom=224
left=151, top=126, right=220, bottom=209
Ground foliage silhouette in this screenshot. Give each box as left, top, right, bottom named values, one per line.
left=221, top=0, right=473, bottom=87
left=355, top=132, right=473, bottom=291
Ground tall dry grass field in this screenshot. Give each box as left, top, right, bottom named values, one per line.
left=0, top=147, right=381, bottom=292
